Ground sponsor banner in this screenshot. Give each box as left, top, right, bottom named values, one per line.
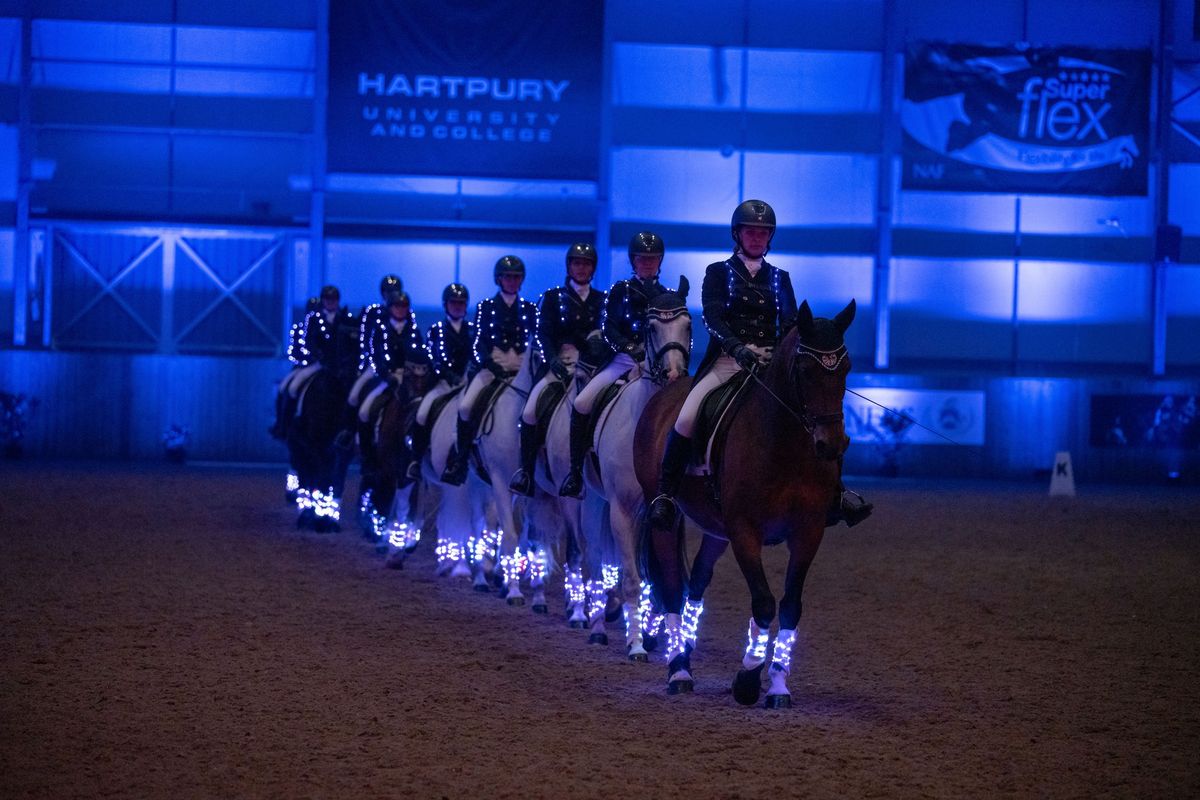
left=1090, top=394, right=1199, bottom=449
left=846, top=388, right=985, bottom=446
left=328, top=0, right=603, bottom=180
left=902, top=43, right=1150, bottom=195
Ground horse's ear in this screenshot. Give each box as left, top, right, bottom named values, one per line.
left=833, top=299, right=857, bottom=334
left=677, top=275, right=689, bottom=301
left=796, top=300, right=814, bottom=336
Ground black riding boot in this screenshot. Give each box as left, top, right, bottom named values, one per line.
left=441, top=416, right=473, bottom=485
left=648, top=430, right=691, bottom=528
left=508, top=420, right=539, bottom=497
left=826, top=481, right=874, bottom=528
left=405, top=421, right=429, bottom=481
left=558, top=409, right=590, bottom=499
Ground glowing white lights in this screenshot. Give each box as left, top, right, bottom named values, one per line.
left=468, top=528, right=503, bottom=565
left=682, top=598, right=704, bottom=649
left=388, top=521, right=421, bottom=549
left=436, top=538, right=466, bottom=565
left=663, top=613, right=685, bottom=660
left=286, top=472, right=299, bottom=492
left=601, top=563, right=619, bottom=591
left=586, top=579, right=607, bottom=621
left=526, top=547, right=548, bottom=582
left=771, top=628, right=797, bottom=673
left=743, top=618, right=769, bottom=665
left=566, top=569, right=586, bottom=605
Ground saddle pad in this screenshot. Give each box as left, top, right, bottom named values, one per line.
left=585, top=378, right=631, bottom=481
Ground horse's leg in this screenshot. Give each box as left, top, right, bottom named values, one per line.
left=494, top=484, right=526, bottom=605
left=726, top=522, right=777, bottom=707
left=764, top=518, right=823, bottom=709
left=681, top=533, right=729, bottom=657
left=610, top=498, right=649, bottom=661
left=647, top=512, right=694, bottom=693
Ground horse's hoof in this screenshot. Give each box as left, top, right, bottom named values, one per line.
left=732, top=665, right=765, bottom=707
left=588, top=633, right=608, bottom=646
left=507, top=595, right=525, bottom=607
left=296, top=508, right=316, bottom=530
left=667, top=679, right=693, bottom=695
left=604, top=593, right=623, bottom=623
left=384, top=554, right=405, bottom=570
left=764, top=694, right=792, bottom=710
left=642, top=634, right=658, bottom=652
left=532, top=604, right=548, bottom=615
left=568, top=619, right=587, bottom=629
left=473, top=583, right=491, bottom=593
left=627, top=651, right=648, bottom=663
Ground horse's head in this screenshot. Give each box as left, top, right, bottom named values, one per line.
left=645, top=276, right=692, bottom=384
left=780, top=299, right=856, bottom=461
left=403, top=352, right=433, bottom=399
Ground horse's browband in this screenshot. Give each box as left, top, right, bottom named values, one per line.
left=795, top=343, right=847, bottom=371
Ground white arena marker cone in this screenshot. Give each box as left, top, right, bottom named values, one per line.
left=1049, top=451, right=1076, bottom=497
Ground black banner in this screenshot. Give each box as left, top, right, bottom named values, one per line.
left=328, top=0, right=604, bottom=180
left=1091, top=394, right=1199, bottom=449
left=902, top=43, right=1151, bottom=196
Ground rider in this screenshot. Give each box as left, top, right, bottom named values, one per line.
left=406, top=282, right=474, bottom=480
left=441, top=255, right=538, bottom=486
left=347, top=274, right=406, bottom=419
left=357, top=288, right=427, bottom=421
left=648, top=200, right=872, bottom=529
left=509, top=243, right=607, bottom=497
left=557, top=231, right=667, bottom=498
left=269, top=294, right=320, bottom=440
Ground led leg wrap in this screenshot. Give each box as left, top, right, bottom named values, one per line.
left=312, top=489, right=340, bottom=521
left=388, top=521, right=420, bottom=549
left=624, top=602, right=641, bottom=643
left=639, top=581, right=664, bottom=637
left=286, top=472, right=299, bottom=492
left=436, top=538, right=465, bottom=566
left=742, top=618, right=770, bottom=669
left=681, top=598, right=705, bottom=651
left=500, top=551, right=527, bottom=585
left=663, top=613, right=685, bottom=661
left=586, top=580, right=607, bottom=622
left=468, top=528, right=502, bottom=565
left=526, top=547, right=549, bottom=583
left=566, top=569, right=586, bottom=606
left=601, top=564, right=620, bottom=591
left=295, top=487, right=313, bottom=511
left=770, top=628, right=797, bottom=674
left=358, top=489, right=373, bottom=516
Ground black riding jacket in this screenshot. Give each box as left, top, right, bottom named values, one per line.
left=602, top=276, right=668, bottom=356
left=473, top=293, right=537, bottom=367
left=305, top=306, right=360, bottom=378
left=700, top=255, right=797, bottom=365
left=369, top=316, right=427, bottom=377
left=427, top=317, right=475, bottom=385
left=536, top=284, right=606, bottom=359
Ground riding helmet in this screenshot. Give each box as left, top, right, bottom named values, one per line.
left=627, top=231, right=665, bottom=269
left=384, top=289, right=411, bottom=308
left=379, top=274, right=403, bottom=297
left=730, top=199, right=776, bottom=251
left=493, top=255, right=526, bottom=284
left=320, top=284, right=340, bottom=301
left=565, top=242, right=598, bottom=266
left=442, top=282, right=469, bottom=306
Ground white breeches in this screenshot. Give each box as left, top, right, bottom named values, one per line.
left=284, top=363, right=322, bottom=399
left=673, top=343, right=771, bottom=438
left=573, top=352, right=639, bottom=415
left=416, top=379, right=457, bottom=426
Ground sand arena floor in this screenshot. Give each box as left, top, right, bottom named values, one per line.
left=1, top=461, right=1198, bottom=799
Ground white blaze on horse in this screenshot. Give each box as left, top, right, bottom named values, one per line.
left=636, top=300, right=856, bottom=708
left=581, top=283, right=692, bottom=659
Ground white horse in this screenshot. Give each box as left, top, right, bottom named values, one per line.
left=421, top=386, right=494, bottom=583
left=583, top=285, right=692, bottom=660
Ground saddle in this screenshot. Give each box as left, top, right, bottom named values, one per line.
left=689, top=370, right=752, bottom=480
left=467, top=375, right=516, bottom=484
left=532, top=380, right=567, bottom=475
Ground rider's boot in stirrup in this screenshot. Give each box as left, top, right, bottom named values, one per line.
left=405, top=421, right=429, bottom=481
left=558, top=409, right=590, bottom=499
left=441, top=416, right=473, bottom=485
left=648, top=430, right=691, bottom=528
left=508, top=419, right=538, bottom=497
left=826, top=481, right=873, bottom=528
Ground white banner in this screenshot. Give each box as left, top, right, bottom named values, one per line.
left=845, top=388, right=985, bottom=446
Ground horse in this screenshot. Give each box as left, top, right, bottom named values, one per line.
left=357, top=359, right=432, bottom=567
left=635, top=299, right=856, bottom=707
left=288, top=365, right=357, bottom=532
left=582, top=284, right=692, bottom=659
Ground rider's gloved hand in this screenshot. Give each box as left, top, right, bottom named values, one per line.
left=625, top=342, right=646, bottom=361
left=731, top=344, right=760, bottom=371
left=485, top=360, right=507, bottom=378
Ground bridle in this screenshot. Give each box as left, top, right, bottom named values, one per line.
left=643, top=303, right=691, bottom=386
left=747, top=338, right=847, bottom=434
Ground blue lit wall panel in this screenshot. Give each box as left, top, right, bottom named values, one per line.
left=1168, top=165, right=1200, bottom=234
left=610, top=148, right=740, bottom=224
left=1166, top=265, right=1200, bottom=368
left=0, top=228, right=12, bottom=343
left=744, top=153, right=875, bottom=225
left=894, top=189, right=1018, bottom=233
left=889, top=258, right=1015, bottom=363
left=745, top=50, right=880, bottom=112
left=325, top=240, right=458, bottom=314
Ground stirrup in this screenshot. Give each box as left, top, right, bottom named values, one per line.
left=648, top=494, right=678, bottom=527
left=509, top=469, right=534, bottom=498
left=558, top=468, right=584, bottom=499
left=827, top=489, right=873, bottom=528
left=405, top=460, right=422, bottom=481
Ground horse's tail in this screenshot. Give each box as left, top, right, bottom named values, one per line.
left=636, top=500, right=688, bottom=610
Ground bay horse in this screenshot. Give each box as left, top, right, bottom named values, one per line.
left=583, top=284, right=692, bottom=659
left=635, top=299, right=856, bottom=707
left=358, top=359, right=432, bottom=568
